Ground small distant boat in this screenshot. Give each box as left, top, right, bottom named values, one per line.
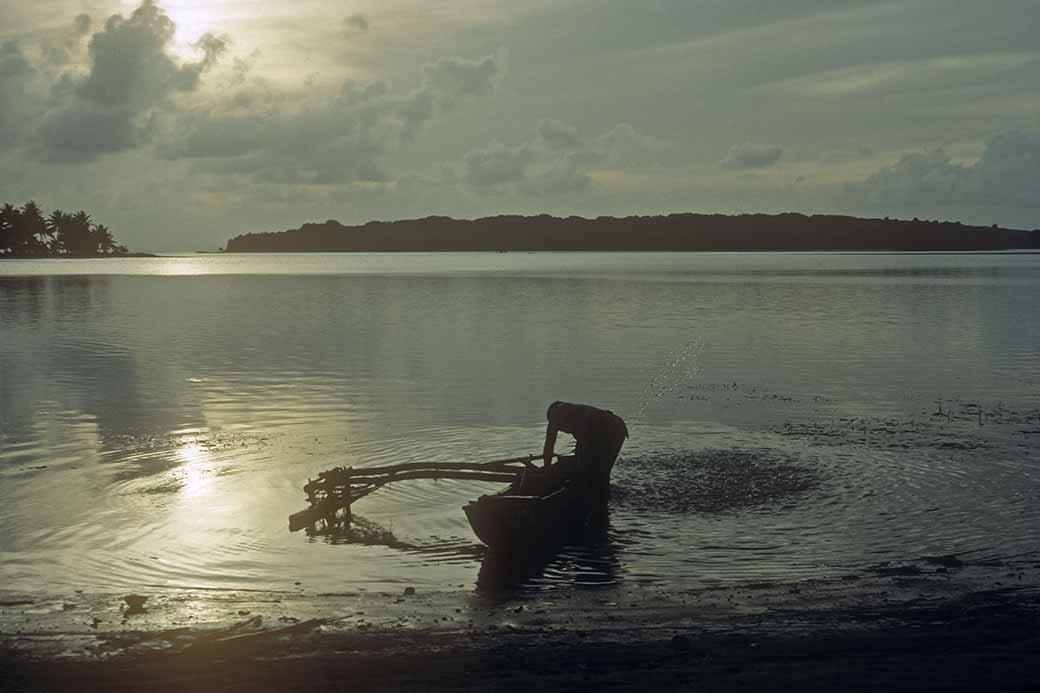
left=464, top=455, right=592, bottom=551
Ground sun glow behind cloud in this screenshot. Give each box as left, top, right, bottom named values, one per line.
left=141, top=0, right=228, bottom=49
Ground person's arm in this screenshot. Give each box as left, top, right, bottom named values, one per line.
left=542, top=422, right=558, bottom=468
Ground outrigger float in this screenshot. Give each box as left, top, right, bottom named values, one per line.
left=289, top=453, right=592, bottom=550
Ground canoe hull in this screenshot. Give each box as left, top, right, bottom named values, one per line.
left=463, top=459, right=594, bottom=550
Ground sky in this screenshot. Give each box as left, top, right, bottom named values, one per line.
left=1, top=0, right=1038, bottom=251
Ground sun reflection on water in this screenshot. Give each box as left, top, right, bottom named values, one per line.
left=153, top=257, right=211, bottom=276
left=175, top=441, right=213, bottom=497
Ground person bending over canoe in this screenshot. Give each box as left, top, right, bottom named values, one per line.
left=543, top=401, right=628, bottom=503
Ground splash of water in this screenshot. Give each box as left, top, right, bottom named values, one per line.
left=633, top=339, right=705, bottom=421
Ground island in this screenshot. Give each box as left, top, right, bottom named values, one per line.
left=225, top=213, right=1040, bottom=253
left=0, top=201, right=150, bottom=258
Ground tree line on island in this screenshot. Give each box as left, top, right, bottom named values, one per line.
left=0, top=201, right=131, bottom=258
left=226, top=213, right=1040, bottom=253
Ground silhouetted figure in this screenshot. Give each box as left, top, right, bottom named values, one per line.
left=543, top=401, right=628, bottom=505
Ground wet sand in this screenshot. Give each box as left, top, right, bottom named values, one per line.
left=4, top=560, right=1039, bottom=692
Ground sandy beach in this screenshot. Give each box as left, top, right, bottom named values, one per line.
left=5, top=555, right=1039, bottom=692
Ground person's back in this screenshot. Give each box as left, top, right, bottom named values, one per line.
left=542, top=401, right=628, bottom=503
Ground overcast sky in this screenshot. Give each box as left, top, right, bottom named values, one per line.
left=1, top=0, right=1038, bottom=251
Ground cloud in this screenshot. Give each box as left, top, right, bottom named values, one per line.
left=0, top=41, right=38, bottom=151
left=461, top=140, right=590, bottom=196
left=39, top=13, right=94, bottom=65
left=422, top=54, right=501, bottom=108
left=344, top=13, right=369, bottom=34
left=820, top=144, right=875, bottom=163
left=26, top=1, right=228, bottom=163
left=721, top=142, right=783, bottom=168
left=517, top=153, right=590, bottom=196
left=77, top=3, right=215, bottom=106
left=538, top=118, right=582, bottom=150
left=460, top=120, right=668, bottom=196
left=74, top=13, right=93, bottom=36
left=596, top=123, right=670, bottom=167
left=463, top=141, right=534, bottom=186
left=848, top=130, right=1040, bottom=210
left=34, top=103, right=146, bottom=160
left=0, top=40, right=34, bottom=84
left=161, top=52, right=504, bottom=185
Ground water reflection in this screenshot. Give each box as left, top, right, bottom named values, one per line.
left=0, top=277, right=212, bottom=466
left=1, top=255, right=1038, bottom=595
left=476, top=514, right=621, bottom=596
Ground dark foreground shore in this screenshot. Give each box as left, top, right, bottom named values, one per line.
left=4, top=563, right=1039, bottom=692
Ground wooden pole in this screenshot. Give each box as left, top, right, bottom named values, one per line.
left=341, top=453, right=557, bottom=477
left=288, top=453, right=554, bottom=532
left=345, top=462, right=526, bottom=478
left=364, top=469, right=519, bottom=486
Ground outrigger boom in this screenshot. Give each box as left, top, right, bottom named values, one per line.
left=288, top=453, right=554, bottom=533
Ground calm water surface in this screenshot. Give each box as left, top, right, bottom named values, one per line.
left=1, top=252, right=1038, bottom=594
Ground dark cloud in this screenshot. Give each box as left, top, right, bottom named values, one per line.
left=161, top=89, right=392, bottom=183
left=159, top=51, right=502, bottom=184
left=721, top=142, right=783, bottom=168
left=77, top=4, right=225, bottom=105
left=0, top=40, right=34, bottom=82
left=344, top=13, right=369, bottom=33
left=192, top=34, right=231, bottom=71
left=0, top=41, right=37, bottom=151
left=34, top=103, right=145, bottom=162
left=29, top=1, right=226, bottom=163
left=39, top=13, right=94, bottom=65
left=74, top=14, right=93, bottom=36
left=848, top=131, right=1040, bottom=210
left=152, top=52, right=500, bottom=188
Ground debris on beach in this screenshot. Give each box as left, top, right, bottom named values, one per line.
left=123, top=595, right=148, bottom=615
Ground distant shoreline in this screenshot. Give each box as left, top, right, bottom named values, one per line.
left=4, top=250, right=1040, bottom=261
left=0, top=252, right=159, bottom=260
left=226, top=212, right=1040, bottom=254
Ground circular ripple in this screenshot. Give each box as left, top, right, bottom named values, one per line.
left=612, top=448, right=821, bottom=514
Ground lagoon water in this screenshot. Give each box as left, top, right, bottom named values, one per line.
left=1, top=252, right=1038, bottom=595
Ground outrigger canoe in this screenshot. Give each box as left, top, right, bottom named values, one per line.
left=288, top=453, right=595, bottom=550
left=463, top=455, right=593, bottom=550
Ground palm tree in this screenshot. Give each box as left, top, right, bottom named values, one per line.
left=3, top=201, right=128, bottom=257
left=94, top=224, right=116, bottom=255
left=6, top=203, right=39, bottom=255
left=64, top=210, right=95, bottom=256
left=47, top=209, right=69, bottom=255
left=0, top=202, right=15, bottom=255
left=21, top=201, right=50, bottom=254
